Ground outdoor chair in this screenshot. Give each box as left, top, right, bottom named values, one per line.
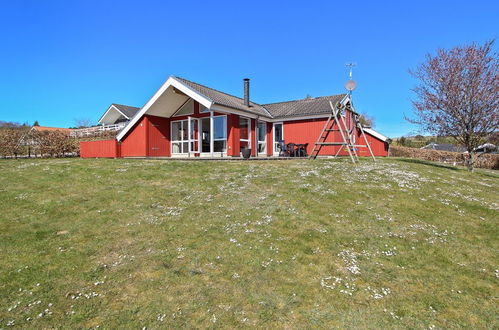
left=298, top=143, right=309, bottom=157
left=278, top=140, right=290, bottom=157
left=287, top=143, right=296, bottom=157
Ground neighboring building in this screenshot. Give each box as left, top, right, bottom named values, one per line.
left=98, top=104, right=141, bottom=125
left=421, top=142, right=466, bottom=153
left=474, top=143, right=497, bottom=154
left=20, top=125, right=72, bottom=145
left=32, top=126, right=72, bottom=134
left=80, top=76, right=390, bottom=158
left=71, top=104, right=141, bottom=137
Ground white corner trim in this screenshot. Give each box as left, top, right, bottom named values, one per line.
left=340, top=94, right=350, bottom=106
left=364, top=128, right=389, bottom=142
left=117, top=76, right=214, bottom=141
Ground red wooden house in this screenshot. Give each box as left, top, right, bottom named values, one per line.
left=80, top=76, right=390, bottom=158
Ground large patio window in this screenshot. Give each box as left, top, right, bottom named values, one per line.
left=171, top=120, right=189, bottom=153
left=257, top=121, right=267, bottom=154
left=239, top=117, right=250, bottom=151
left=213, top=116, right=227, bottom=153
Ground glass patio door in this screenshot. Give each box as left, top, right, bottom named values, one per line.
left=201, top=117, right=211, bottom=153
left=273, top=122, right=283, bottom=155
left=188, top=117, right=199, bottom=155
left=257, top=121, right=267, bottom=155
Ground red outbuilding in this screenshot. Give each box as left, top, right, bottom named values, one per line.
left=80, top=76, right=390, bottom=159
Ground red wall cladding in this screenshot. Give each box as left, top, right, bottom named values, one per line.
left=227, top=114, right=240, bottom=157
left=147, top=115, right=171, bottom=157
left=284, top=118, right=338, bottom=155
left=283, top=118, right=389, bottom=157
left=120, top=116, right=147, bottom=157
left=356, top=131, right=389, bottom=157
left=120, top=115, right=172, bottom=157
left=266, top=122, right=273, bottom=156
left=80, top=140, right=119, bottom=158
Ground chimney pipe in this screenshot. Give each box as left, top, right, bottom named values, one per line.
left=243, top=78, right=250, bottom=107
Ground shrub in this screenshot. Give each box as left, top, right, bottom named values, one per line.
left=390, top=146, right=499, bottom=170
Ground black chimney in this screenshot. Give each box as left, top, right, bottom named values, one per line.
left=243, top=78, right=250, bottom=107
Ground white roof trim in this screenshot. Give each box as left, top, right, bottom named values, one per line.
left=340, top=94, right=351, bottom=106
left=364, top=128, right=389, bottom=142
left=98, top=105, right=130, bottom=124
left=117, top=76, right=214, bottom=141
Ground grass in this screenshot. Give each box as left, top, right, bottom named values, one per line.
left=0, top=157, right=497, bottom=328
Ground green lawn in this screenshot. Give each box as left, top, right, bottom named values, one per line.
left=0, top=158, right=497, bottom=328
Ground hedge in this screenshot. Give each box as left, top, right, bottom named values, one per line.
left=389, top=146, right=499, bottom=170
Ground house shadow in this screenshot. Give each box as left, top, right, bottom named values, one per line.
left=396, top=158, right=460, bottom=171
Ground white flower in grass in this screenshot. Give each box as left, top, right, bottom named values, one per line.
left=320, top=276, right=342, bottom=290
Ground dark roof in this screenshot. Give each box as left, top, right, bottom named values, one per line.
left=174, top=77, right=272, bottom=117
left=174, top=76, right=348, bottom=119
left=263, top=94, right=347, bottom=118
left=112, top=104, right=140, bottom=119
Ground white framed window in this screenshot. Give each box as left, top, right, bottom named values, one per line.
left=173, top=99, right=194, bottom=117
left=273, top=122, right=283, bottom=155
left=257, top=121, right=267, bottom=154
left=171, top=120, right=189, bottom=153
left=239, top=117, right=251, bottom=152
left=213, top=115, right=227, bottom=153
left=200, top=114, right=227, bottom=154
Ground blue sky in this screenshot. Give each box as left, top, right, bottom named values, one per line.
left=0, top=0, right=497, bottom=137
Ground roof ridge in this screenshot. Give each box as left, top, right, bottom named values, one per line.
left=174, top=76, right=262, bottom=106
left=263, top=94, right=347, bottom=106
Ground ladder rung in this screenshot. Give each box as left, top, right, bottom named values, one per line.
left=325, top=129, right=340, bottom=132
left=315, top=142, right=345, bottom=145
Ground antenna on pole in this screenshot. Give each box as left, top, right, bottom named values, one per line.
left=345, top=62, right=357, bottom=96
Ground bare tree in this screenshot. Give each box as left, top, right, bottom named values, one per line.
left=74, top=118, right=94, bottom=128
left=0, top=121, right=23, bottom=128
left=359, top=112, right=375, bottom=128
left=407, top=40, right=499, bottom=171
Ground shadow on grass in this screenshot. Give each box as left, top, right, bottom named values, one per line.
left=395, top=158, right=460, bottom=171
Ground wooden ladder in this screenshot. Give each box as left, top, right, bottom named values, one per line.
left=309, top=101, right=376, bottom=163
left=309, top=101, right=357, bottom=163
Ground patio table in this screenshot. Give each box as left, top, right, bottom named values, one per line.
left=287, top=143, right=307, bottom=157
left=295, top=144, right=308, bottom=157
